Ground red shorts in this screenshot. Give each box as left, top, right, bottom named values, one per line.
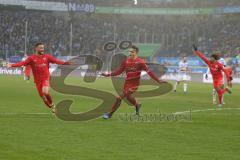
left=213, top=79, right=223, bottom=88
left=123, top=80, right=140, bottom=95
left=36, top=79, right=50, bottom=97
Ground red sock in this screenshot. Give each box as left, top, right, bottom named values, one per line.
left=217, top=89, right=225, bottom=104
left=42, top=95, right=52, bottom=108
left=44, top=94, right=53, bottom=105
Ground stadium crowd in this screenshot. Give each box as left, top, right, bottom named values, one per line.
left=0, top=10, right=240, bottom=64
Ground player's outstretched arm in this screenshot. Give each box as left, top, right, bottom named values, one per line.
left=8, top=57, right=31, bottom=68
left=192, top=44, right=210, bottom=66
left=102, top=60, right=126, bottom=77
left=141, top=62, right=166, bottom=84
left=148, top=70, right=166, bottom=84
left=47, top=54, right=70, bottom=65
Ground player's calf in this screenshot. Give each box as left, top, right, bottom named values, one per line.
left=225, top=87, right=232, bottom=94
left=41, top=94, right=56, bottom=114
left=173, top=81, right=179, bottom=92
left=212, top=89, right=217, bottom=104
left=183, top=83, right=188, bottom=94
left=135, top=103, right=142, bottom=116
left=103, top=96, right=122, bottom=119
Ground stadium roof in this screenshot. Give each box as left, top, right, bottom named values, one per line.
left=1, top=0, right=240, bottom=15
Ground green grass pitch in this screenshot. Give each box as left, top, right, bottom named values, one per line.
left=0, top=75, right=239, bottom=160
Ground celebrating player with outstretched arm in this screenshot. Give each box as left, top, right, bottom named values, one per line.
left=101, top=45, right=166, bottom=119
left=192, top=45, right=232, bottom=107
left=7, top=42, right=71, bottom=113
left=205, top=52, right=228, bottom=104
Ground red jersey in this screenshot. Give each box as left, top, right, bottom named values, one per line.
left=194, top=51, right=230, bottom=81
left=109, top=57, right=160, bottom=83
left=11, top=54, right=69, bottom=83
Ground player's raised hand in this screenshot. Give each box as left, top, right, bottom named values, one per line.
left=192, top=44, right=198, bottom=51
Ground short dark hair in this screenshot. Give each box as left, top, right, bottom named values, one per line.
left=131, top=45, right=139, bottom=53
left=211, top=54, right=220, bottom=60
left=35, top=42, right=44, bottom=48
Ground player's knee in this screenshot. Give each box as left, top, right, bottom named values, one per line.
left=42, top=88, right=49, bottom=95
left=125, top=90, right=133, bottom=96
left=116, top=96, right=122, bottom=100
left=42, top=90, right=48, bottom=95
left=126, top=95, right=136, bottom=101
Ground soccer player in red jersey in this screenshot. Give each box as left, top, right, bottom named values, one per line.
left=101, top=45, right=166, bottom=119
left=192, top=45, right=232, bottom=107
left=7, top=42, right=70, bottom=113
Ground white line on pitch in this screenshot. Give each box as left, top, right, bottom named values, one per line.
left=0, top=113, right=51, bottom=115
left=174, top=108, right=240, bottom=115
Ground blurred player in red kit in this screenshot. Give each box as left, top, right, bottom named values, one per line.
left=22, top=54, right=31, bottom=82
left=101, top=45, right=166, bottom=119
left=193, top=45, right=232, bottom=107
left=7, top=42, right=71, bottom=113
